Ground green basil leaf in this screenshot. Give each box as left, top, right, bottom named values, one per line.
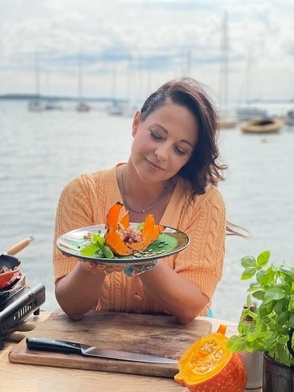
left=264, top=288, right=285, bottom=300
left=279, top=265, right=294, bottom=280
left=103, top=245, right=114, bottom=259
left=92, top=234, right=106, bottom=249
left=80, top=243, right=102, bottom=256
left=288, top=298, right=294, bottom=312
left=241, top=256, right=256, bottom=268
left=252, top=290, right=265, bottom=300
left=256, top=250, right=270, bottom=267
left=259, top=302, right=274, bottom=317
left=227, top=335, right=248, bottom=352
left=257, top=269, right=275, bottom=285
left=277, top=311, right=289, bottom=327
left=241, top=267, right=257, bottom=280
left=274, top=301, right=283, bottom=315
left=289, top=313, right=294, bottom=327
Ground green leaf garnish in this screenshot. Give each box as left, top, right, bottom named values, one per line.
left=79, top=234, right=113, bottom=259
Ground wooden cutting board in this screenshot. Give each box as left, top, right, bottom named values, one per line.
left=9, top=309, right=212, bottom=378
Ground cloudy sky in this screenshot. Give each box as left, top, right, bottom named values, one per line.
left=0, top=0, right=293, bottom=102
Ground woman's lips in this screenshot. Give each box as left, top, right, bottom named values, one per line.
left=146, top=159, right=163, bottom=171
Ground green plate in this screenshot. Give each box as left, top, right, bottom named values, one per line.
left=56, top=224, right=189, bottom=266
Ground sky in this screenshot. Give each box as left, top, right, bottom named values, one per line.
left=0, top=0, right=293, bottom=103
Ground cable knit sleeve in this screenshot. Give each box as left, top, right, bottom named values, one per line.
left=172, top=185, right=226, bottom=307
left=53, top=173, right=101, bottom=283
left=53, top=167, right=122, bottom=284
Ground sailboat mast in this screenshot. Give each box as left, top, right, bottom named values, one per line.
left=34, top=51, right=40, bottom=98
left=219, top=11, right=229, bottom=118
left=78, top=52, right=83, bottom=101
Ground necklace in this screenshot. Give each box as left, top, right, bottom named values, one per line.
left=120, top=165, right=168, bottom=214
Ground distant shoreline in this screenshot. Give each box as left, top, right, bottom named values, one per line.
left=0, top=94, right=293, bottom=105
left=0, top=94, right=127, bottom=103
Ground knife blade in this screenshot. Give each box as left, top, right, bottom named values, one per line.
left=26, top=337, right=178, bottom=364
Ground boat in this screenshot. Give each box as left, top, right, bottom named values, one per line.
left=28, top=99, right=44, bottom=112
left=75, top=52, right=91, bottom=112
left=28, top=52, right=44, bottom=112
left=236, top=106, right=268, bottom=121
left=76, top=102, right=91, bottom=112
left=236, top=51, right=268, bottom=121
left=241, top=118, right=284, bottom=134
left=107, top=101, right=138, bottom=117
left=284, top=110, right=294, bottom=126
left=107, top=101, right=124, bottom=116
left=44, top=99, right=63, bottom=111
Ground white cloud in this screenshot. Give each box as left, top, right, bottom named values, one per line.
left=0, top=0, right=293, bottom=100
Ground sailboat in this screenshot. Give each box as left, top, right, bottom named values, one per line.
left=236, top=52, right=268, bottom=121
left=44, top=99, right=63, bottom=111
left=28, top=52, right=44, bottom=112
left=284, top=110, right=294, bottom=126
left=107, top=55, right=138, bottom=117
left=218, top=12, right=238, bottom=129
left=76, top=53, right=90, bottom=112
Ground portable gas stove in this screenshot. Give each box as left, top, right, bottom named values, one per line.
left=0, top=254, right=46, bottom=348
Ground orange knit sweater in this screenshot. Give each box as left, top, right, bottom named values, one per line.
left=53, top=165, right=226, bottom=316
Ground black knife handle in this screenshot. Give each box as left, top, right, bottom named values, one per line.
left=26, top=338, right=82, bottom=355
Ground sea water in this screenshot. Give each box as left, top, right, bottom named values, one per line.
left=0, top=100, right=293, bottom=321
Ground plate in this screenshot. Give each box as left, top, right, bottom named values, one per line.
left=56, top=224, right=189, bottom=266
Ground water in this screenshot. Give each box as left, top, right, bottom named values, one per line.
left=1, top=100, right=293, bottom=322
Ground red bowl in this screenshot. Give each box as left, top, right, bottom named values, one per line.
left=0, top=269, right=21, bottom=289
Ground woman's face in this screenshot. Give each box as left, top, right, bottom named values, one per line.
left=130, top=103, right=198, bottom=183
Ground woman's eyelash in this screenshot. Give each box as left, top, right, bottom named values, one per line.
left=150, top=130, right=188, bottom=156
left=150, top=130, right=162, bottom=140
left=175, top=147, right=187, bottom=156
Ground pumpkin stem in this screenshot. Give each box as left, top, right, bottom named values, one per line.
left=217, top=324, right=227, bottom=336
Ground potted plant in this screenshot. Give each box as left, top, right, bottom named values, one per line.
left=227, top=250, right=294, bottom=392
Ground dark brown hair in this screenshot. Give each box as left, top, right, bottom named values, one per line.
left=140, top=77, right=227, bottom=196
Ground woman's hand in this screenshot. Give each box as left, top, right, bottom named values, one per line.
left=55, top=261, right=123, bottom=320
left=79, top=260, right=124, bottom=275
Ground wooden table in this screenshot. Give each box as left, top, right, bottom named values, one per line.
left=0, top=311, right=262, bottom=392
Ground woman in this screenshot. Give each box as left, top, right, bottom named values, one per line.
left=53, top=77, right=227, bottom=324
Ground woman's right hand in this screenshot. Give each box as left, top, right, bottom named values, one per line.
left=55, top=261, right=123, bottom=320
left=79, top=260, right=123, bottom=275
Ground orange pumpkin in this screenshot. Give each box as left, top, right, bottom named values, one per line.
left=174, top=325, right=247, bottom=392
left=104, top=202, right=164, bottom=256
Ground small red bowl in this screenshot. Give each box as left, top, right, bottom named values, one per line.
left=0, top=269, right=21, bottom=289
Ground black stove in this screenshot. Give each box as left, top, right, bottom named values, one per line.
left=0, top=273, right=46, bottom=348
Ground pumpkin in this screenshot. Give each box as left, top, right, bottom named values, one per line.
left=104, top=202, right=164, bottom=256
left=174, top=325, right=247, bottom=392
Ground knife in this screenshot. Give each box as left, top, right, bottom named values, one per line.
left=26, top=337, right=178, bottom=364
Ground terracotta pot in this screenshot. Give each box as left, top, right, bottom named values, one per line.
left=263, top=352, right=294, bottom=392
